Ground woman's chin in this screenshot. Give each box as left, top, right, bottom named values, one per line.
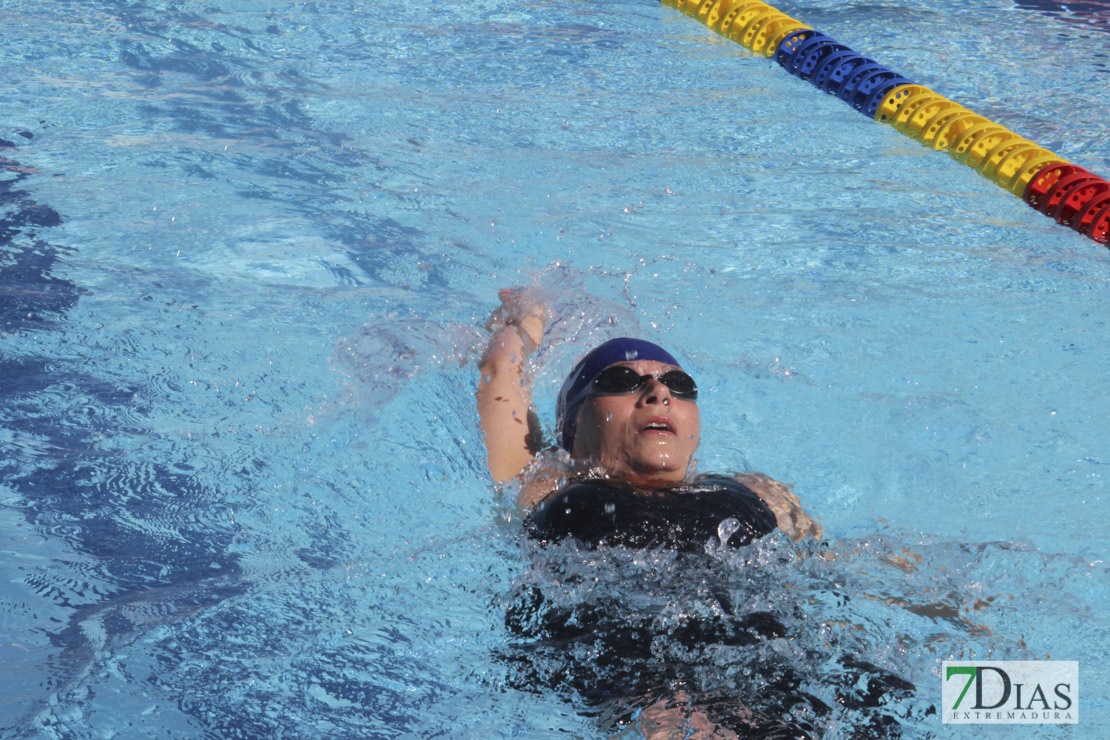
left=621, top=459, right=689, bottom=486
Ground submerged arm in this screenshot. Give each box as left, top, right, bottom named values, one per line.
left=736, top=472, right=824, bottom=541
left=477, top=290, right=545, bottom=483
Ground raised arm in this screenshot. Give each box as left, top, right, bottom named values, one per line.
left=477, top=290, right=546, bottom=483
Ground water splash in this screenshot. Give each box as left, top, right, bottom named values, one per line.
left=495, top=523, right=1099, bottom=736
left=716, top=517, right=740, bottom=548
left=330, top=316, right=483, bottom=411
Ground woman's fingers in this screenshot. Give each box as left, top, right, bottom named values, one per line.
left=486, top=287, right=547, bottom=335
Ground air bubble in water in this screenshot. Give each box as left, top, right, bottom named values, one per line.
left=624, top=349, right=639, bottom=360
left=717, top=517, right=740, bottom=547
left=606, top=413, right=613, bottom=422
left=604, top=502, right=616, bottom=514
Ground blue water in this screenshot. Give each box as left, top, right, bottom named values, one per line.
left=2, top=0, right=1107, bottom=737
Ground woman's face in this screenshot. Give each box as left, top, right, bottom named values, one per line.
left=571, top=360, right=701, bottom=486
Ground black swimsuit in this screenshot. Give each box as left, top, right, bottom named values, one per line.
left=527, top=475, right=778, bottom=552
left=504, top=475, right=916, bottom=737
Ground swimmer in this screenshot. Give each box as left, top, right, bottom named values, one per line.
left=478, top=288, right=835, bottom=738
left=477, top=287, right=822, bottom=544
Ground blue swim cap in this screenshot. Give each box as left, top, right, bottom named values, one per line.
left=556, top=337, right=680, bottom=452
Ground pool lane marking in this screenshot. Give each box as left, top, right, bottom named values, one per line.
left=662, top=0, right=1110, bottom=246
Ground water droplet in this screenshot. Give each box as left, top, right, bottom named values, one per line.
left=717, top=517, right=740, bottom=547
left=606, top=413, right=613, bottom=422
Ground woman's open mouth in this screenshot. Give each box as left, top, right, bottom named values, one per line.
left=641, top=417, right=676, bottom=435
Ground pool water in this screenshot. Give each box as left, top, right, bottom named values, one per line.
left=2, top=0, right=1107, bottom=737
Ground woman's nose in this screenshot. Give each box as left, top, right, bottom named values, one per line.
left=639, top=377, right=672, bottom=406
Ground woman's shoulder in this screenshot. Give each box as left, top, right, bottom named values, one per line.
left=727, top=472, right=824, bottom=541
left=514, top=452, right=614, bottom=508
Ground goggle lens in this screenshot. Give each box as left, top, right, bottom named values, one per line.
left=591, top=366, right=698, bottom=400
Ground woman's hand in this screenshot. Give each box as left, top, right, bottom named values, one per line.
left=477, top=288, right=548, bottom=483
left=735, top=473, right=823, bottom=541
left=484, top=288, right=545, bottom=350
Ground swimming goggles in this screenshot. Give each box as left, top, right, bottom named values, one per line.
left=590, top=366, right=698, bottom=400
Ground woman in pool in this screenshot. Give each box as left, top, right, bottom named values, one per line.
left=477, top=288, right=822, bottom=545
left=476, top=289, right=854, bottom=738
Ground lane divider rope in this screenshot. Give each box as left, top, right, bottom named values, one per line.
left=662, top=0, right=1110, bottom=246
